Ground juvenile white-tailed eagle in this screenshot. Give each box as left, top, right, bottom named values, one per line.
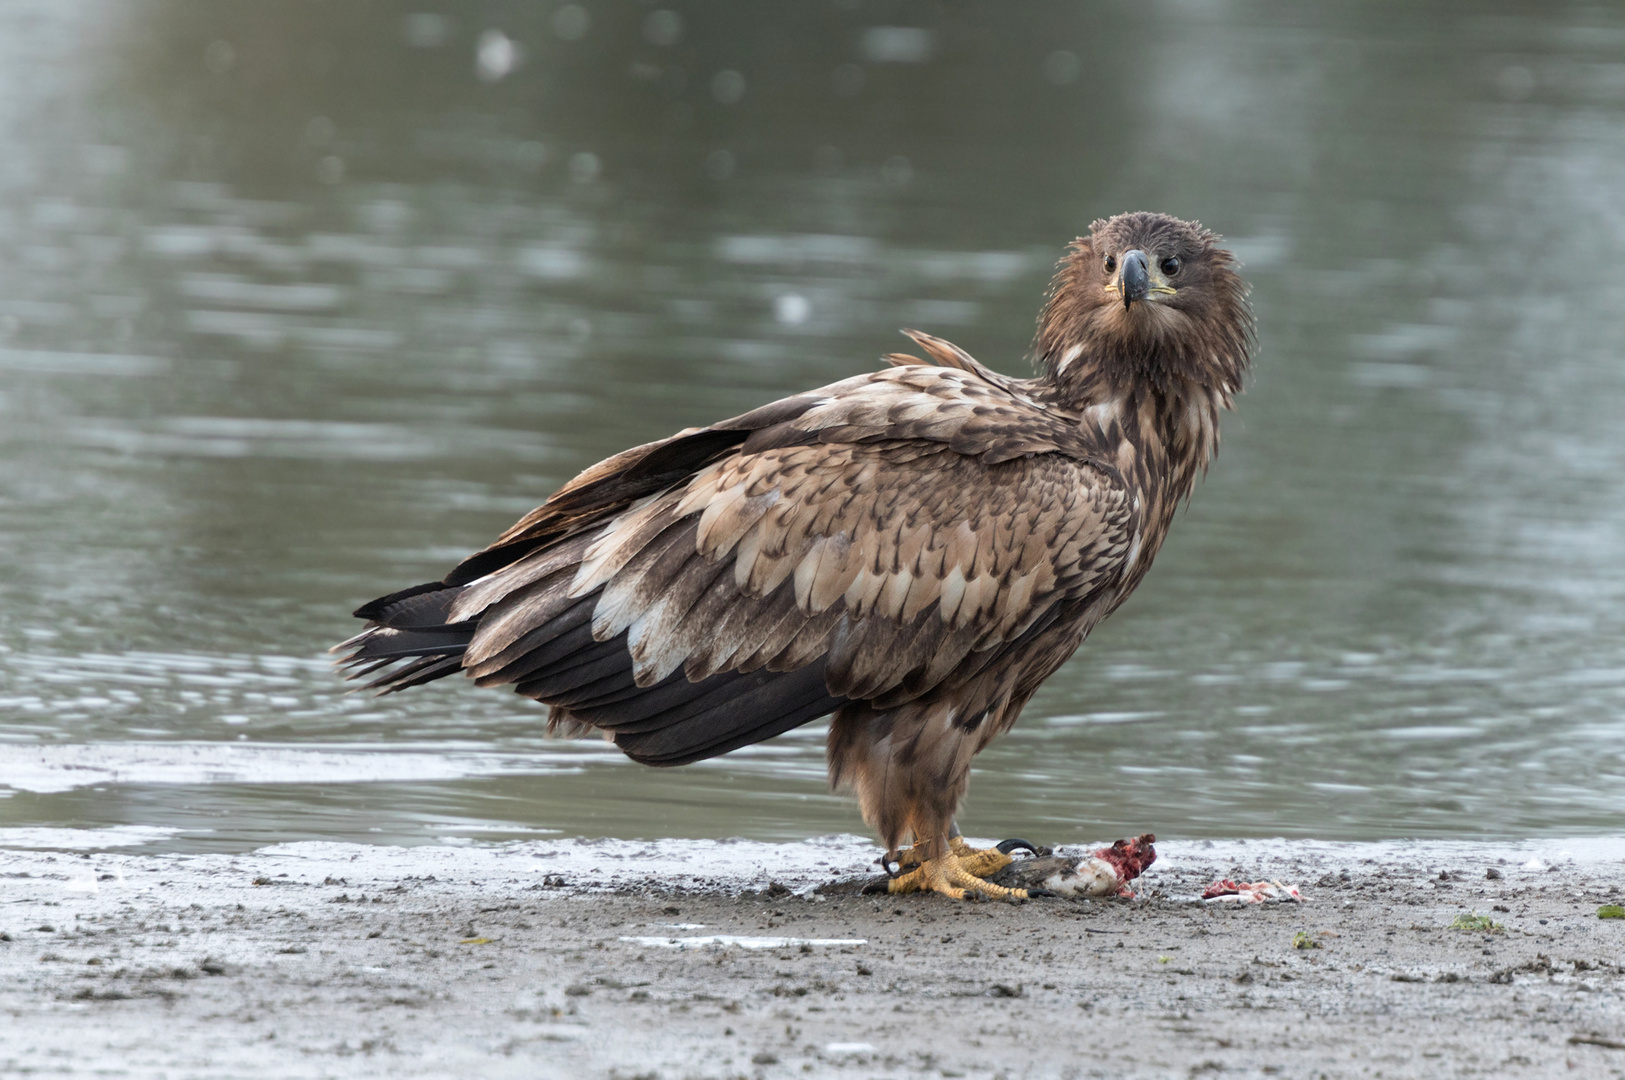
left=336, top=212, right=1254, bottom=900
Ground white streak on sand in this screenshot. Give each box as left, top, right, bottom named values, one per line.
left=619, top=935, right=866, bottom=949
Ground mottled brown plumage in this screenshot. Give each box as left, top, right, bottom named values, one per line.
left=335, top=211, right=1254, bottom=897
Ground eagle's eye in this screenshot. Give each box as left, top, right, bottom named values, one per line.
left=1103, top=254, right=1117, bottom=274
left=1160, top=256, right=1181, bottom=278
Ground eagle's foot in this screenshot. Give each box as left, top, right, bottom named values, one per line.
left=890, top=836, right=1026, bottom=880
left=886, top=852, right=1031, bottom=901
left=948, top=835, right=1015, bottom=879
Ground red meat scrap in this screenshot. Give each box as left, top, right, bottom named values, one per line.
left=1201, top=878, right=1302, bottom=903
left=1094, top=834, right=1157, bottom=896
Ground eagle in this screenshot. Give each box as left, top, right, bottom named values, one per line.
left=335, top=211, right=1254, bottom=900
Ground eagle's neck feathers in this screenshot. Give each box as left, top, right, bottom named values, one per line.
left=1077, top=381, right=1222, bottom=553
left=1024, top=336, right=1237, bottom=601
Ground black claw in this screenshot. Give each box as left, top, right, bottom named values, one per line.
left=1027, top=888, right=1058, bottom=899
left=861, top=880, right=889, bottom=896
left=995, top=838, right=1040, bottom=856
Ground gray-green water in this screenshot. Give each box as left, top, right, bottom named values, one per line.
left=3, top=1, right=1624, bottom=852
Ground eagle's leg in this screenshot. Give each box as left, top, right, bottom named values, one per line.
left=898, top=826, right=1033, bottom=878
left=891, top=829, right=1009, bottom=879
left=832, top=705, right=1032, bottom=899
left=885, top=832, right=1033, bottom=900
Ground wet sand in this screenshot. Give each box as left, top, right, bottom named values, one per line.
left=2, top=835, right=1623, bottom=1079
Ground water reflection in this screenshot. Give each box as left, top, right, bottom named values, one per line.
left=1, top=1, right=1623, bottom=851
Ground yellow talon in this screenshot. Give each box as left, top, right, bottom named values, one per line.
left=887, top=854, right=1029, bottom=900
left=891, top=837, right=1013, bottom=880
left=949, top=836, right=1015, bottom=879
left=886, top=843, right=1027, bottom=900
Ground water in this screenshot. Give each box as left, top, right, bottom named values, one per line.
left=2, top=1, right=1623, bottom=853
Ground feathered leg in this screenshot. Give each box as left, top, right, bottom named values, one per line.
left=829, top=702, right=1035, bottom=900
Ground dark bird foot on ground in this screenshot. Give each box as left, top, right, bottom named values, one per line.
left=994, top=838, right=1046, bottom=856
left=949, top=835, right=1041, bottom=880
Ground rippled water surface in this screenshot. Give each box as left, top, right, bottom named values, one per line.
left=3, top=1, right=1624, bottom=851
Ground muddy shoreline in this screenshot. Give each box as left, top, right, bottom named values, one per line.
left=2, top=836, right=1623, bottom=1078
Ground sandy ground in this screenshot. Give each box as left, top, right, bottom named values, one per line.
left=2, top=834, right=1623, bottom=1079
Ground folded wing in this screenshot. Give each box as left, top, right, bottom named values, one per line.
left=336, top=358, right=1134, bottom=766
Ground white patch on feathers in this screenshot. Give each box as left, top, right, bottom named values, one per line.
left=1054, top=342, right=1084, bottom=376
left=938, top=565, right=967, bottom=625
left=1084, top=397, right=1122, bottom=434
left=627, top=599, right=691, bottom=686
left=570, top=494, right=666, bottom=598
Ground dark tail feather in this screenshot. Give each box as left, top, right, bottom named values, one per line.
left=612, top=661, right=841, bottom=767
left=352, top=581, right=465, bottom=626
left=339, top=625, right=477, bottom=660
left=334, top=581, right=474, bottom=693
left=363, top=654, right=466, bottom=694
left=336, top=576, right=845, bottom=757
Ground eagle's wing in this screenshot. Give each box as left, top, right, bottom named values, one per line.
left=340, top=362, right=1135, bottom=765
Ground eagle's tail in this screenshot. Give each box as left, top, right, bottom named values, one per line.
left=332, top=581, right=476, bottom=693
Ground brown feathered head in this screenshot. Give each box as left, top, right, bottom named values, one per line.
left=1035, top=212, right=1253, bottom=402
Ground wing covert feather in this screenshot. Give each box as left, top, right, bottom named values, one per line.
left=457, top=364, right=1135, bottom=715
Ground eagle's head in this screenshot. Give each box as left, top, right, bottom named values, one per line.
left=1035, top=211, right=1253, bottom=402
